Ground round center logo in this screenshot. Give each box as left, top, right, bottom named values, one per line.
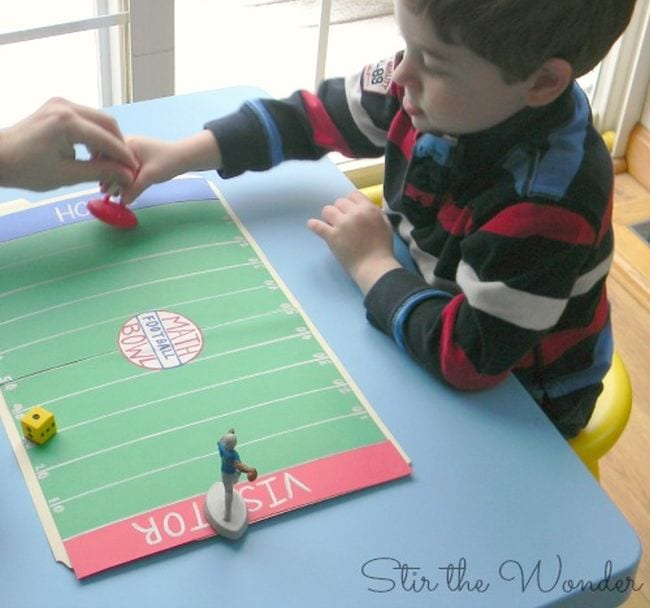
left=118, top=310, right=204, bottom=370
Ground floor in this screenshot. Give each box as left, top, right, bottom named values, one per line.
left=611, top=171, right=650, bottom=312
left=600, top=170, right=650, bottom=607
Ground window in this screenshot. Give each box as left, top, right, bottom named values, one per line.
left=589, top=0, right=650, bottom=156
left=174, top=0, right=401, bottom=98
left=1, top=0, right=648, bottom=159
left=0, top=0, right=128, bottom=128
left=319, top=0, right=402, bottom=82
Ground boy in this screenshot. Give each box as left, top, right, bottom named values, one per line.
left=119, top=0, right=636, bottom=438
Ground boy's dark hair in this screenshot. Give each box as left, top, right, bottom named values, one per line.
left=405, top=0, right=637, bottom=82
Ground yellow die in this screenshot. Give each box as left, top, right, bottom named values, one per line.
left=21, top=406, right=57, bottom=445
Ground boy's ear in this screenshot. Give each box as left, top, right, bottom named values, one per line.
left=524, top=58, right=573, bottom=108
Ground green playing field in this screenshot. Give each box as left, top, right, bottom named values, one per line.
left=0, top=188, right=389, bottom=544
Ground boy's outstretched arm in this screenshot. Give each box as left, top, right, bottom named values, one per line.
left=119, top=130, right=222, bottom=206
left=307, top=190, right=402, bottom=294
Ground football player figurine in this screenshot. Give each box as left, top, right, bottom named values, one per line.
left=204, top=428, right=258, bottom=539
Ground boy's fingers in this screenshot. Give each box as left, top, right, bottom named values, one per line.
left=117, top=184, right=138, bottom=207
left=307, top=218, right=333, bottom=239
left=348, top=189, right=372, bottom=204
left=320, top=204, right=344, bottom=225
left=334, top=196, right=356, bottom=212
left=118, top=172, right=148, bottom=207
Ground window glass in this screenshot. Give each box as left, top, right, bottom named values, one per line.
left=577, top=65, right=601, bottom=101
left=0, top=31, right=101, bottom=128
left=175, top=0, right=612, bottom=103
left=175, top=1, right=403, bottom=98
left=0, top=2, right=119, bottom=128
left=324, top=0, right=402, bottom=79
left=175, top=0, right=320, bottom=98
left=0, top=0, right=96, bottom=34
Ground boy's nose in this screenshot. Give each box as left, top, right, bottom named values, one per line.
left=392, top=53, right=416, bottom=88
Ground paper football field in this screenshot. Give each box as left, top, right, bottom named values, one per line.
left=0, top=177, right=410, bottom=578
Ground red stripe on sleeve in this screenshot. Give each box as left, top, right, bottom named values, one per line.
left=403, top=183, right=435, bottom=207
left=481, top=202, right=596, bottom=245
left=437, top=195, right=474, bottom=237
left=595, top=191, right=613, bottom=245
left=537, top=289, right=609, bottom=365
left=438, top=295, right=509, bottom=390
left=514, top=289, right=609, bottom=371
left=300, top=91, right=354, bottom=157
left=388, top=112, right=417, bottom=161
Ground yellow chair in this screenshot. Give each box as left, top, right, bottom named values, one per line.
left=360, top=184, right=383, bottom=206
left=359, top=184, right=633, bottom=481
left=568, top=352, right=633, bottom=480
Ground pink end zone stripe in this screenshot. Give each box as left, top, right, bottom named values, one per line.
left=63, top=441, right=410, bottom=578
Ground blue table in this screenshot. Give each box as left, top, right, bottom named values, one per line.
left=0, top=87, right=642, bottom=607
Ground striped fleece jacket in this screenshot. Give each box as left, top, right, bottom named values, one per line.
left=205, top=53, right=614, bottom=437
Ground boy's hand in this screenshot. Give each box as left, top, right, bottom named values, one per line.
left=117, top=136, right=185, bottom=206
left=308, top=190, right=401, bottom=294
left=118, top=131, right=221, bottom=206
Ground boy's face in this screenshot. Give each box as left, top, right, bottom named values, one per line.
left=393, top=0, right=533, bottom=136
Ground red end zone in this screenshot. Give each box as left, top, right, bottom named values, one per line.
left=63, top=440, right=410, bottom=578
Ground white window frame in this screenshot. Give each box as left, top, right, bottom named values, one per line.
left=584, top=0, right=650, bottom=157
left=96, top=0, right=130, bottom=106
left=1, top=0, right=647, bottom=169
left=0, top=0, right=174, bottom=107
left=128, top=0, right=174, bottom=102
left=0, top=2, right=129, bottom=107
left=315, top=0, right=333, bottom=88
left=0, top=12, right=128, bottom=46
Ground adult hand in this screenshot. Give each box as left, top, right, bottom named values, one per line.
left=0, top=97, right=138, bottom=191
left=307, top=190, right=402, bottom=294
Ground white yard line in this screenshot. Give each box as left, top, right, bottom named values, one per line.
left=201, top=307, right=286, bottom=332
left=0, top=260, right=258, bottom=328
left=0, top=239, right=240, bottom=301
left=0, top=284, right=273, bottom=356
left=50, top=453, right=214, bottom=508
left=238, top=412, right=363, bottom=449
left=42, top=331, right=312, bottom=408
left=46, top=384, right=341, bottom=473
left=0, top=243, right=93, bottom=273
left=49, top=412, right=363, bottom=508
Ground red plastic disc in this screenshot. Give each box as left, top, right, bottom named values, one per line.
left=87, top=196, right=138, bottom=229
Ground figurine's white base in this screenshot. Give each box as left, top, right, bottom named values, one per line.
left=204, top=482, right=249, bottom=540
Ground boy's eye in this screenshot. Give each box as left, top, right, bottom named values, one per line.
left=422, top=55, right=449, bottom=76
left=423, top=62, right=448, bottom=76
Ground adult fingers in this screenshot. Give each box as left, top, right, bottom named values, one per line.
left=66, top=115, right=138, bottom=171
left=58, top=157, right=135, bottom=189
left=49, top=97, right=126, bottom=141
